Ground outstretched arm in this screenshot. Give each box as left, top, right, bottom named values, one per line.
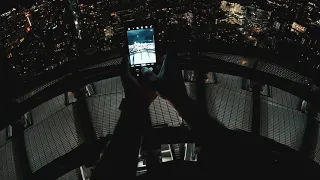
left=91, top=56, right=156, bottom=179
left=142, top=47, right=228, bottom=145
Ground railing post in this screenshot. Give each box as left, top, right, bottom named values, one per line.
left=73, top=90, right=97, bottom=144
left=300, top=104, right=319, bottom=158
left=12, top=121, right=32, bottom=180
left=251, top=81, right=261, bottom=135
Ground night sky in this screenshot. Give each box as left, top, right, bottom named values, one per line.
left=0, top=0, right=132, bottom=14
left=0, top=0, right=34, bottom=13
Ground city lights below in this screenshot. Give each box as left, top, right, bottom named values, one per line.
left=1, top=0, right=320, bottom=80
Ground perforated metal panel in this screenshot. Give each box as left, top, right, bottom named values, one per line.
left=259, top=85, right=306, bottom=150
left=256, top=61, right=310, bottom=85
left=88, top=76, right=183, bottom=137
left=260, top=99, right=306, bottom=151
left=214, top=73, right=243, bottom=91
left=0, top=128, right=7, bottom=147
left=86, top=92, right=124, bottom=137
left=25, top=106, right=83, bottom=173
left=16, top=76, right=65, bottom=103
left=30, top=94, right=66, bottom=125
left=149, top=97, right=183, bottom=127
left=185, top=82, right=197, bottom=100
left=0, top=141, right=17, bottom=180
left=80, top=58, right=122, bottom=71
left=314, top=126, right=320, bottom=164
left=262, top=86, right=301, bottom=110
left=201, top=52, right=257, bottom=68
left=57, top=168, right=82, bottom=180
left=93, top=77, right=124, bottom=95
left=206, top=74, right=252, bottom=131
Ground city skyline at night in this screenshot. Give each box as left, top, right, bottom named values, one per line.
left=1, top=0, right=320, bottom=81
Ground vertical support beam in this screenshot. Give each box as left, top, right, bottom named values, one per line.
left=12, top=122, right=32, bottom=180
left=251, top=82, right=261, bottom=135
left=196, top=69, right=207, bottom=112
left=300, top=104, right=319, bottom=159
left=143, top=122, right=161, bottom=173
left=179, top=144, right=186, bottom=160
left=73, top=90, right=97, bottom=144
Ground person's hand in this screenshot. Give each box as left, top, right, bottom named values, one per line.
left=141, top=46, right=189, bottom=106
left=121, top=55, right=157, bottom=108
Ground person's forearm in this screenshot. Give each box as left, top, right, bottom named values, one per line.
left=91, top=103, right=149, bottom=179
left=172, top=97, right=227, bottom=142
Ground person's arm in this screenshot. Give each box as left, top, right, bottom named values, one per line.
left=143, top=47, right=227, bottom=143
left=91, top=56, right=156, bottom=179
left=173, top=96, right=226, bottom=136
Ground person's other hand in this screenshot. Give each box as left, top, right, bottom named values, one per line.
left=121, top=55, right=157, bottom=107
left=141, top=46, right=189, bottom=106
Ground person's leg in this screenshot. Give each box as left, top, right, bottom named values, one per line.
left=91, top=104, right=150, bottom=179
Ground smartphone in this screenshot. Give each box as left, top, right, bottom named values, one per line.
left=126, top=25, right=157, bottom=76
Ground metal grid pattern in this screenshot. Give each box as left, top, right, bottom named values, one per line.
left=86, top=92, right=124, bottom=137
left=215, top=73, right=243, bottom=91
left=88, top=77, right=183, bottom=137
left=80, top=58, right=122, bottom=71
left=257, top=61, right=310, bottom=85
left=262, top=86, right=301, bottom=110
left=16, top=76, right=66, bottom=103
left=86, top=94, right=182, bottom=138
left=15, top=53, right=311, bottom=105
left=260, top=99, right=307, bottom=151
left=93, top=77, right=124, bottom=95
left=30, top=94, right=66, bottom=125
left=57, top=168, right=82, bottom=180
left=24, top=106, right=83, bottom=173
left=0, top=128, right=7, bottom=147
left=185, top=82, right=197, bottom=100
left=314, top=126, right=320, bottom=164
left=149, top=97, right=183, bottom=127
left=206, top=73, right=307, bottom=150
left=206, top=83, right=252, bottom=132
left=202, top=52, right=310, bottom=85
left=206, top=73, right=252, bottom=132
left=260, top=85, right=304, bottom=150
left=201, top=52, right=257, bottom=68
left=0, top=141, right=17, bottom=180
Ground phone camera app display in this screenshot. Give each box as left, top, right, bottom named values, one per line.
left=127, top=27, right=156, bottom=65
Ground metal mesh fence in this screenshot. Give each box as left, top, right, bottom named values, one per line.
left=206, top=73, right=252, bottom=131
left=149, top=97, right=183, bottom=127
left=256, top=60, right=310, bottom=85
left=14, top=52, right=312, bottom=106
left=30, top=94, right=66, bottom=125
left=16, top=76, right=66, bottom=103
left=0, top=65, right=318, bottom=179
left=80, top=58, right=122, bottom=71
left=206, top=73, right=307, bottom=151
left=56, top=168, right=82, bottom=180
left=201, top=52, right=258, bottom=68
left=260, top=85, right=306, bottom=151
left=86, top=92, right=124, bottom=137
left=0, top=141, right=17, bottom=180
left=24, top=106, right=83, bottom=173
left=87, top=77, right=183, bottom=138
left=314, top=125, right=320, bottom=164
